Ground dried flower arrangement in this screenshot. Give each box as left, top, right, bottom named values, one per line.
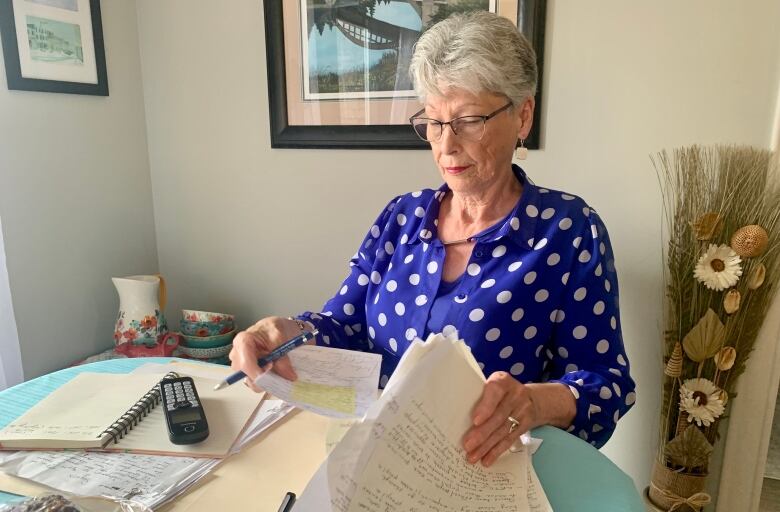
left=648, top=145, right=780, bottom=512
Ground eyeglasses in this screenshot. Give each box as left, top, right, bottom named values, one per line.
left=409, top=102, right=513, bottom=142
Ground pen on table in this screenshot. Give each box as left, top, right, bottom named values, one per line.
left=277, top=491, right=296, bottom=512
left=213, top=329, right=319, bottom=390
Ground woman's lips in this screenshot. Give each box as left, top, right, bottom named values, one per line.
left=444, top=165, right=470, bottom=175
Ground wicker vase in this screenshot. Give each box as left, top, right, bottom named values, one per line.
left=648, top=461, right=709, bottom=512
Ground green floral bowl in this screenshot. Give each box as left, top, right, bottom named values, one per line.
left=181, top=329, right=237, bottom=349
left=176, top=342, right=233, bottom=360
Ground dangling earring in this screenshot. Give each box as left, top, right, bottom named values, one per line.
left=515, top=139, right=528, bottom=160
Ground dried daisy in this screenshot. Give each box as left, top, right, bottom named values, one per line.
left=693, top=244, right=743, bottom=291
left=723, top=289, right=741, bottom=314
left=714, top=346, right=736, bottom=371
left=692, top=212, right=723, bottom=240
left=664, top=342, right=683, bottom=378
left=748, top=263, right=766, bottom=290
left=682, top=309, right=727, bottom=362
left=679, top=378, right=726, bottom=427
left=731, top=224, right=769, bottom=258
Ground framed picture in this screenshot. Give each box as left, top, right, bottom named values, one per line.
left=264, top=0, right=546, bottom=149
left=0, top=0, right=108, bottom=96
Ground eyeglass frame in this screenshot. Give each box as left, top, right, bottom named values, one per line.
left=408, top=101, right=514, bottom=142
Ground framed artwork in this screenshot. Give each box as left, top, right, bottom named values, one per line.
left=264, top=0, right=546, bottom=149
left=0, top=0, right=108, bottom=96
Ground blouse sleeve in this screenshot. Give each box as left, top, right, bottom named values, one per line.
left=297, top=196, right=401, bottom=351
left=546, top=209, right=636, bottom=448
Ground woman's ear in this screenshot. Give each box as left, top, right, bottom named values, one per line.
left=516, top=97, right=535, bottom=140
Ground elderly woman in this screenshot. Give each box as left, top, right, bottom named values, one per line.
left=231, top=10, right=635, bottom=467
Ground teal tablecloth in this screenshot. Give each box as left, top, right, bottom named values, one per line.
left=0, top=358, right=643, bottom=511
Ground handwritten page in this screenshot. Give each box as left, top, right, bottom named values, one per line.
left=254, top=345, right=381, bottom=418
left=295, top=334, right=530, bottom=511
left=325, top=419, right=358, bottom=454
left=527, top=452, right=553, bottom=512
left=0, top=449, right=213, bottom=507
left=349, top=397, right=529, bottom=511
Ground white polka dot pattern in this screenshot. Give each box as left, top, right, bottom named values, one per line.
left=301, top=174, right=633, bottom=450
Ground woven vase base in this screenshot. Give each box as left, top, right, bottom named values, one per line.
left=648, top=462, right=707, bottom=512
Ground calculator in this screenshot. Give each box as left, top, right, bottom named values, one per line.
left=160, top=376, right=210, bottom=445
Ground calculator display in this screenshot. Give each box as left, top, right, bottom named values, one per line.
left=171, top=409, right=203, bottom=424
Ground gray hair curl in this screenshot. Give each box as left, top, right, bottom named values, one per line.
left=409, top=11, right=537, bottom=105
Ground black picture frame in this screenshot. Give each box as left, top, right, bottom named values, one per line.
left=264, top=0, right=546, bottom=150
left=0, top=0, right=108, bottom=96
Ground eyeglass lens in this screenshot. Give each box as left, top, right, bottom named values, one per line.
left=412, top=117, right=486, bottom=142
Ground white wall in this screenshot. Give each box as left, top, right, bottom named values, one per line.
left=0, top=0, right=158, bottom=378
left=135, top=0, right=780, bottom=493
left=0, top=216, right=23, bottom=390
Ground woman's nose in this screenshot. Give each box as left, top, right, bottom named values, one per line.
left=438, top=124, right=460, bottom=153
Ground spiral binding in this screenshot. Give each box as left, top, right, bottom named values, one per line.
left=98, top=371, right=180, bottom=447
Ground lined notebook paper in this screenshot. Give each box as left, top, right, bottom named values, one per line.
left=0, top=372, right=263, bottom=458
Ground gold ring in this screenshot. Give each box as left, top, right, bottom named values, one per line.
left=507, top=415, right=520, bottom=434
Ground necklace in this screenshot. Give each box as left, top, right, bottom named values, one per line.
left=440, top=236, right=477, bottom=246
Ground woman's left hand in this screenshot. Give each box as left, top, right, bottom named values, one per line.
left=462, top=371, right=539, bottom=467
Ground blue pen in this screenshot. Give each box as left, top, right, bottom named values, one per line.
left=213, top=329, right=319, bottom=390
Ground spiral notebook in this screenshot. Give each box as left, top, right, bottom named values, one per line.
left=0, top=372, right=264, bottom=458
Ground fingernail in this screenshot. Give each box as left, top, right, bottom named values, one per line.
left=464, top=439, right=475, bottom=452
left=473, top=415, right=483, bottom=425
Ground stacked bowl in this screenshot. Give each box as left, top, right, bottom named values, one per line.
left=177, top=310, right=236, bottom=365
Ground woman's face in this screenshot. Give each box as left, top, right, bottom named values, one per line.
left=424, top=87, right=534, bottom=197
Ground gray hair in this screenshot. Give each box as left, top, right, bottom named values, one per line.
left=409, top=11, right=537, bottom=105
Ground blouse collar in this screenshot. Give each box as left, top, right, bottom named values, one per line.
left=414, top=164, right=541, bottom=250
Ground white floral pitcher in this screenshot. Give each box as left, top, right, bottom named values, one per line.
left=112, top=274, right=169, bottom=346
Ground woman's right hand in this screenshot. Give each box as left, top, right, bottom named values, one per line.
left=229, top=316, right=302, bottom=391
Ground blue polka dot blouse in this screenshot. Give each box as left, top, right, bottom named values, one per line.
left=299, top=165, right=635, bottom=448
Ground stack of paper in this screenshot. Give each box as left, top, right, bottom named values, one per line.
left=296, top=332, right=553, bottom=512
left=254, top=345, right=382, bottom=418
